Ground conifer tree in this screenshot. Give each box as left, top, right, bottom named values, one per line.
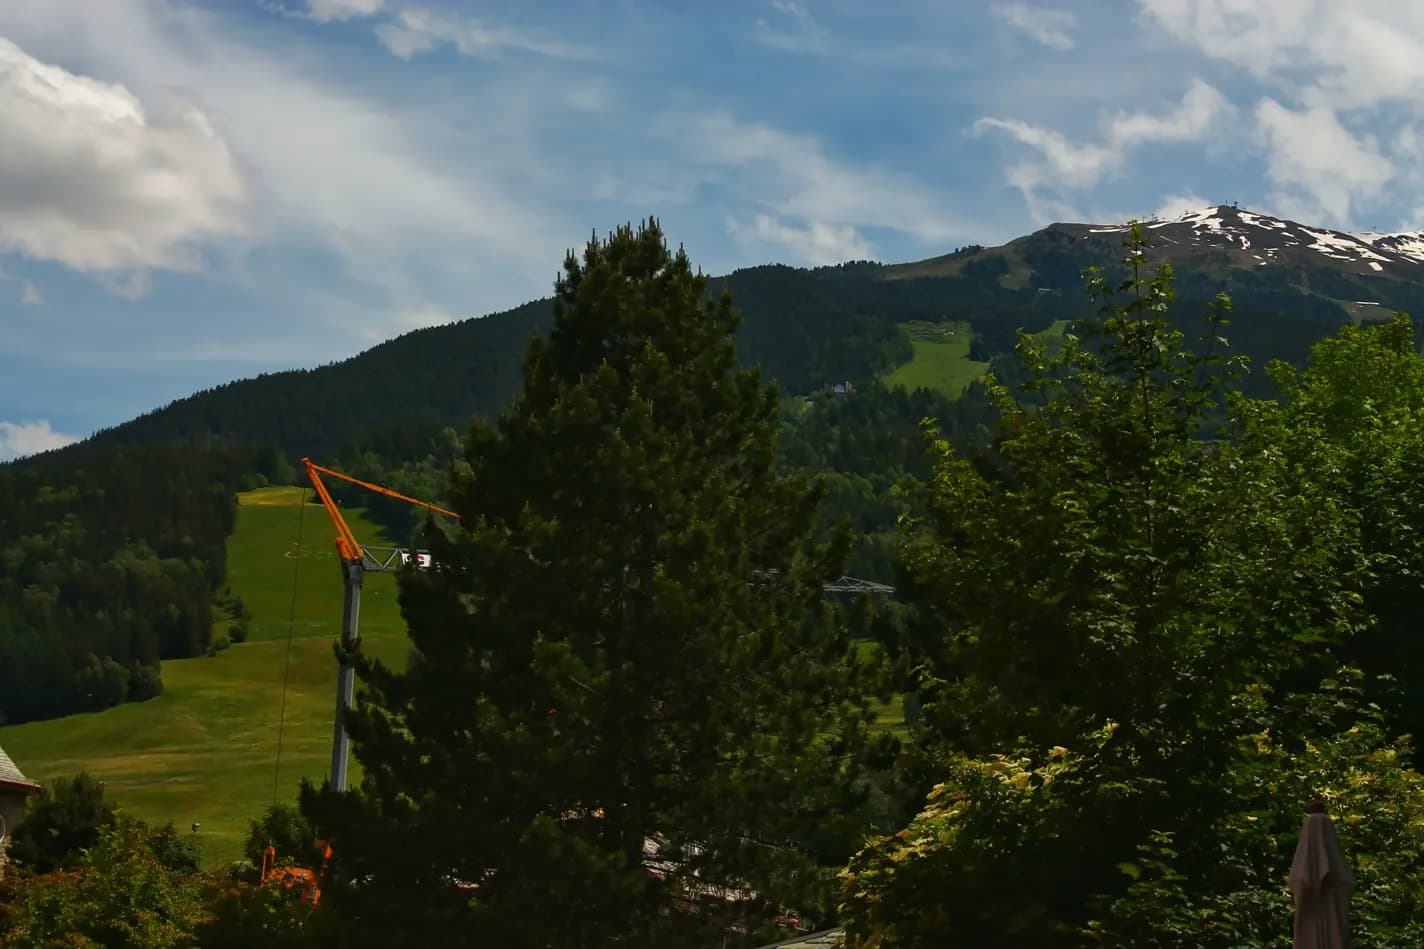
left=304, top=220, right=877, bottom=947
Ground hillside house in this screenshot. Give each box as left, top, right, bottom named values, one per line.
left=0, top=744, right=40, bottom=879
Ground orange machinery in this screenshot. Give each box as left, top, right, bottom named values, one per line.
left=301, top=458, right=458, bottom=792
left=298, top=458, right=893, bottom=791
left=260, top=838, right=334, bottom=905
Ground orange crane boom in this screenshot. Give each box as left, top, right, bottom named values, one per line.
left=297, top=457, right=892, bottom=793
left=302, top=458, right=458, bottom=565
left=300, top=458, right=459, bottom=792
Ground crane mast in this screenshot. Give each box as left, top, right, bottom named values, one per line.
left=301, top=458, right=458, bottom=792
left=298, top=457, right=893, bottom=794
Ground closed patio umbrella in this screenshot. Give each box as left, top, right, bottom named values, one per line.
left=1289, top=801, right=1354, bottom=949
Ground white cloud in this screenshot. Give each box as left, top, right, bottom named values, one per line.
left=306, top=0, right=382, bottom=22
left=976, top=79, right=1232, bottom=221
left=1134, top=2, right=1424, bottom=229
left=375, top=8, right=590, bottom=61
left=992, top=3, right=1077, bottom=50
left=0, top=36, right=247, bottom=281
left=1255, top=99, right=1392, bottom=226
left=977, top=120, right=1113, bottom=190
left=677, top=112, right=960, bottom=245
left=728, top=214, right=873, bottom=266
left=0, top=420, right=76, bottom=461
left=1137, top=0, right=1424, bottom=112
left=19, top=279, right=41, bottom=305
left=0, top=0, right=578, bottom=348
left=753, top=0, right=832, bottom=55
left=1108, top=80, right=1231, bottom=146
left=1153, top=192, right=1211, bottom=219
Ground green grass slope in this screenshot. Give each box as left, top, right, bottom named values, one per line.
left=1, top=486, right=909, bottom=867
left=0, top=487, right=408, bottom=867
left=882, top=316, right=985, bottom=393
left=884, top=319, right=1075, bottom=398
left=225, top=486, right=407, bottom=643
left=884, top=321, right=989, bottom=397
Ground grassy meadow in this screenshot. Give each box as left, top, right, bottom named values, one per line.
left=0, top=487, right=409, bottom=867
left=884, top=321, right=988, bottom=397
left=884, top=318, right=1073, bottom=398
left=1, top=485, right=907, bottom=867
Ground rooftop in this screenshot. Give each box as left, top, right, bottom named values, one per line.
left=0, top=743, right=39, bottom=793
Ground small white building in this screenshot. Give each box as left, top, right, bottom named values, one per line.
left=0, top=743, right=40, bottom=878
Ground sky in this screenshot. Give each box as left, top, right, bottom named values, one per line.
left=3, top=0, right=1424, bottom=458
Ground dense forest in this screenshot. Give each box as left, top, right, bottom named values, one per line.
left=0, top=441, right=286, bottom=723
left=10, top=222, right=1424, bottom=946
left=0, top=219, right=1397, bottom=730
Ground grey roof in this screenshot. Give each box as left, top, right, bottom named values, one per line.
left=0, top=744, right=37, bottom=790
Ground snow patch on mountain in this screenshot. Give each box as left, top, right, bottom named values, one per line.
left=1354, top=231, right=1424, bottom=265
left=1077, top=206, right=1424, bottom=274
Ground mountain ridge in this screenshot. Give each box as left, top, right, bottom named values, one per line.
left=17, top=205, right=1423, bottom=466
left=894, top=204, right=1424, bottom=285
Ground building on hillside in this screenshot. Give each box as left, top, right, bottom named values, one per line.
left=0, top=744, right=40, bottom=879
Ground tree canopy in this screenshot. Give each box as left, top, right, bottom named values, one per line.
left=302, top=220, right=883, bottom=947
left=840, top=228, right=1424, bottom=947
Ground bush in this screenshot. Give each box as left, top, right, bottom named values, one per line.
left=243, top=802, right=317, bottom=869
left=73, top=654, right=129, bottom=710
left=229, top=616, right=252, bottom=644
left=840, top=680, right=1424, bottom=948
left=8, top=773, right=116, bottom=873
left=193, top=878, right=322, bottom=949
left=128, top=661, right=164, bottom=702
left=2, top=818, right=207, bottom=948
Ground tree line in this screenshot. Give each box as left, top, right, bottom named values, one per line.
left=0, top=442, right=284, bottom=723
left=10, top=220, right=1424, bottom=945
left=0, top=213, right=1374, bottom=729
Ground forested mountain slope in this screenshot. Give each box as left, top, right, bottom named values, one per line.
left=4, top=206, right=1420, bottom=725
left=67, top=206, right=1410, bottom=464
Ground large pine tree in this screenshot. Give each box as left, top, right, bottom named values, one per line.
left=304, top=220, right=877, bottom=947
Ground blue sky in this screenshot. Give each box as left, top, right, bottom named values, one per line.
left=2, top=0, right=1423, bottom=457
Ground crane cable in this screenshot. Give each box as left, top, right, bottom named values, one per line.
left=271, top=484, right=309, bottom=809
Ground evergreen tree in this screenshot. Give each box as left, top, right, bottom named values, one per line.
left=9, top=773, right=117, bottom=874
left=304, top=220, right=879, bottom=947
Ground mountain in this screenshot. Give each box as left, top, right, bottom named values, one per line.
left=4, top=205, right=1420, bottom=725
left=66, top=262, right=1071, bottom=463
left=894, top=205, right=1424, bottom=328
left=54, top=205, right=1418, bottom=467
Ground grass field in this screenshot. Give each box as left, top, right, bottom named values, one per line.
left=225, top=486, right=406, bottom=643
left=0, top=486, right=907, bottom=867
left=885, top=319, right=1074, bottom=398
left=0, top=487, right=409, bottom=867
left=1036, top=319, right=1071, bottom=345
left=884, top=321, right=989, bottom=398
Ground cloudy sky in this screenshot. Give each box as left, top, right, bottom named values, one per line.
left=2, top=0, right=1423, bottom=458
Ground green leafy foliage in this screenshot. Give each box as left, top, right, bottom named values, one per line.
left=1, top=817, right=208, bottom=948
left=0, top=442, right=279, bottom=723
left=302, top=220, right=883, bottom=947
left=1261, top=313, right=1424, bottom=758
left=194, top=878, right=323, bottom=949
left=8, top=772, right=117, bottom=873
left=1088, top=675, right=1424, bottom=947
left=840, top=227, right=1424, bottom=946
left=242, top=803, right=317, bottom=871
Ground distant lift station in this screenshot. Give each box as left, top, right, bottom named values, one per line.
left=300, top=458, right=894, bottom=793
